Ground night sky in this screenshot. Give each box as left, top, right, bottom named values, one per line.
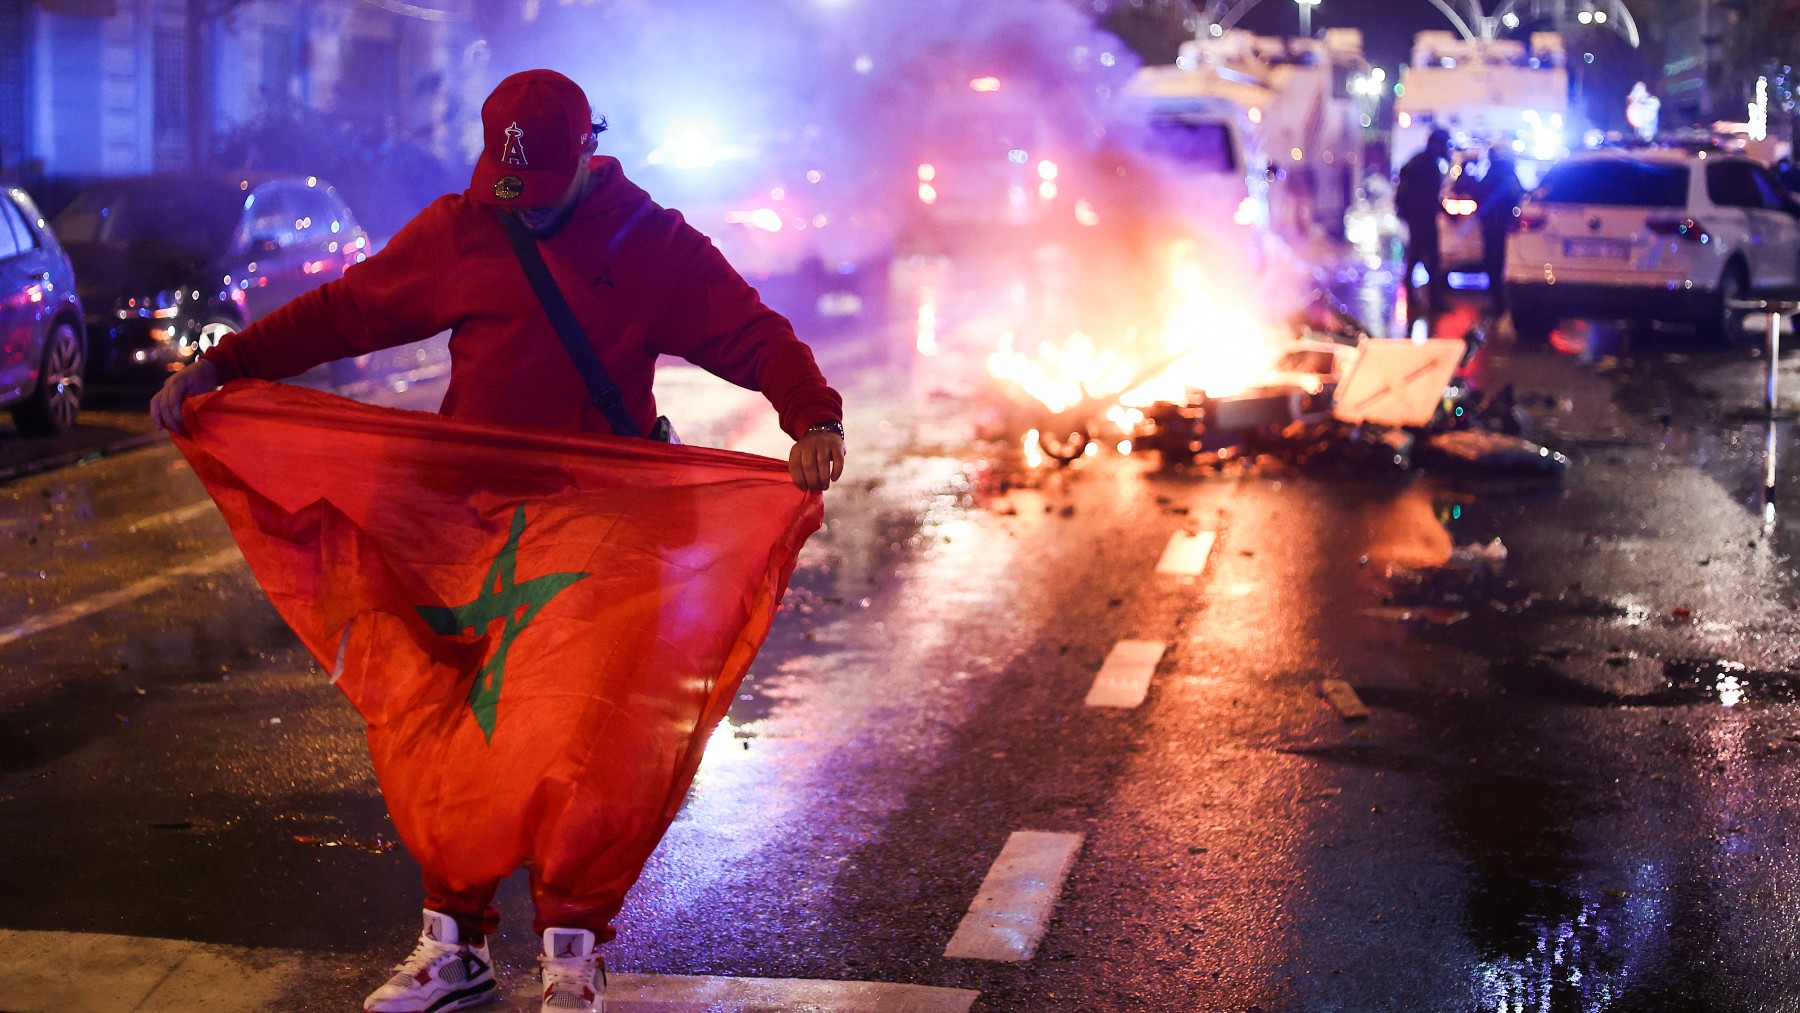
left=1225, top=0, right=1468, bottom=73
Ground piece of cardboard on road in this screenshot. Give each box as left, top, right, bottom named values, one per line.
left=1332, top=337, right=1467, bottom=428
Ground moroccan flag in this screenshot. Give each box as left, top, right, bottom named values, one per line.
left=172, top=380, right=821, bottom=917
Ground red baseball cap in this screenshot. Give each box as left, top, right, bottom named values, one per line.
left=469, top=70, right=593, bottom=208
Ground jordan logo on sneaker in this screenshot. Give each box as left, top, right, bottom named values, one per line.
left=463, top=951, right=490, bottom=979
left=553, top=933, right=581, bottom=958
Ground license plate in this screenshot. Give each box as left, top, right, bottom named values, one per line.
left=1564, top=238, right=1631, bottom=259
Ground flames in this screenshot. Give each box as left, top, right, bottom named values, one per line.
left=987, top=330, right=1137, bottom=415
left=987, top=240, right=1285, bottom=415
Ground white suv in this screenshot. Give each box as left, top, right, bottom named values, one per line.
left=1505, top=147, right=1800, bottom=345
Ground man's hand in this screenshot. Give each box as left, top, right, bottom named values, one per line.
left=789, top=429, right=845, bottom=492
left=149, top=358, right=221, bottom=437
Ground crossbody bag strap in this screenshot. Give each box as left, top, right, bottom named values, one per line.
left=492, top=206, right=641, bottom=438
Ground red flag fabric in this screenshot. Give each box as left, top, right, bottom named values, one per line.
left=172, top=380, right=821, bottom=923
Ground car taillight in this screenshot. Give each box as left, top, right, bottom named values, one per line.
left=1646, top=216, right=1709, bottom=242
left=1513, top=207, right=1549, bottom=233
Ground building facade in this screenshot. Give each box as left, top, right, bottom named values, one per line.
left=0, top=0, right=477, bottom=212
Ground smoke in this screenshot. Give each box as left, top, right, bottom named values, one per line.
left=478, top=3, right=1328, bottom=346
left=476, top=0, right=1136, bottom=208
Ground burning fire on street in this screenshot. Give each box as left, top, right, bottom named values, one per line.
left=987, top=240, right=1331, bottom=464
left=987, top=240, right=1285, bottom=411
left=980, top=248, right=1571, bottom=484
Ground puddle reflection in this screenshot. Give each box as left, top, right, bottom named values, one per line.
left=1361, top=482, right=1456, bottom=570
left=1471, top=888, right=1663, bottom=1012
left=1437, top=700, right=1668, bottom=1010
left=1764, top=423, right=1779, bottom=532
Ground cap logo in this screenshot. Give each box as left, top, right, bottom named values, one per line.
left=493, top=175, right=523, bottom=201
left=500, top=121, right=529, bottom=166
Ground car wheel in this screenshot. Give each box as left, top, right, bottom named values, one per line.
left=1700, top=264, right=1750, bottom=347
left=11, top=320, right=85, bottom=437
left=1037, top=423, right=1091, bottom=464
left=196, top=317, right=239, bottom=354
left=1509, top=301, right=1556, bottom=347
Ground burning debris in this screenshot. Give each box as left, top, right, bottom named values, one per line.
left=987, top=280, right=1570, bottom=480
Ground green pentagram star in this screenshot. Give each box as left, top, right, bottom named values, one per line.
left=417, top=505, right=590, bottom=743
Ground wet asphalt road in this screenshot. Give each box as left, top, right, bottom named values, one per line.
left=8, top=252, right=1800, bottom=1010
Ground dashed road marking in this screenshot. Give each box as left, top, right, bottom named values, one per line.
left=1085, top=639, right=1167, bottom=709
left=1320, top=679, right=1371, bottom=720
left=0, top=929, right=981, bottom=1013
left=944, top=830, right=1084, bottom=962
left=0, top=548, right=242, bottom=649
left=1155, top=529, right=1216, bottom=576
left=523, top=972, right=979, bottom=1011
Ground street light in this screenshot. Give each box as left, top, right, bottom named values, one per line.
left=1295, top=0, right=1321, bottom=39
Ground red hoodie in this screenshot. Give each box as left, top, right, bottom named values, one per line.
left=203, top=156, right=842, bottom=440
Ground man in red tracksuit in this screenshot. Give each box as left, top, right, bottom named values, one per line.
left=151, top=69, right=846, bottom=1013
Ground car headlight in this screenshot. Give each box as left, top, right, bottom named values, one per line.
left=150, top=288, right=183, bottom=319
left=116, top=288, right=185, bottom=320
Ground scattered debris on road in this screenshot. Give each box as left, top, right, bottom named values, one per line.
left=990, top=294, right=1572, bottom=481
left=1319, top=679, right=1371, bottom=721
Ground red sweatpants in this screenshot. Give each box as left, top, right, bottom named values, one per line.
left=425, top=867, right=619, bottom=943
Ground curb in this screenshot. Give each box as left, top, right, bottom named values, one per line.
left=0, top=428, right=167, bottom=487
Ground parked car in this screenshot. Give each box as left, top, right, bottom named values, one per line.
left=0, top=186, right=85, bottom=436
left=1505, top=147, right=1800, bottom=345
left=50, top=173, right=368, bottom=376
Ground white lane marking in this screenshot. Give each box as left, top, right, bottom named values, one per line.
left=0, top=548, right=242, bottom=649
left=1155, top=529, right=1216, bottom=576
left=0, top=929, right=979, bottom=1013
left=1320, top=679, right=1371, bottom=720
left=1085, top=640, right=1167, bottom=709
left=126, top=500, right=217, bottom=533
left=944, top=830, right=1084, bottom=962
left=514, top=972, right=979, bottom=1011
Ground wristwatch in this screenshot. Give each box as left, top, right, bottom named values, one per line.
left=807, top=419, right=846, bottom=438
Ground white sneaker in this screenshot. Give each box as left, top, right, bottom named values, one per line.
left=538, top=927, right=606, bottom=1012
left=363, top=908, right=496, bottom=1013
